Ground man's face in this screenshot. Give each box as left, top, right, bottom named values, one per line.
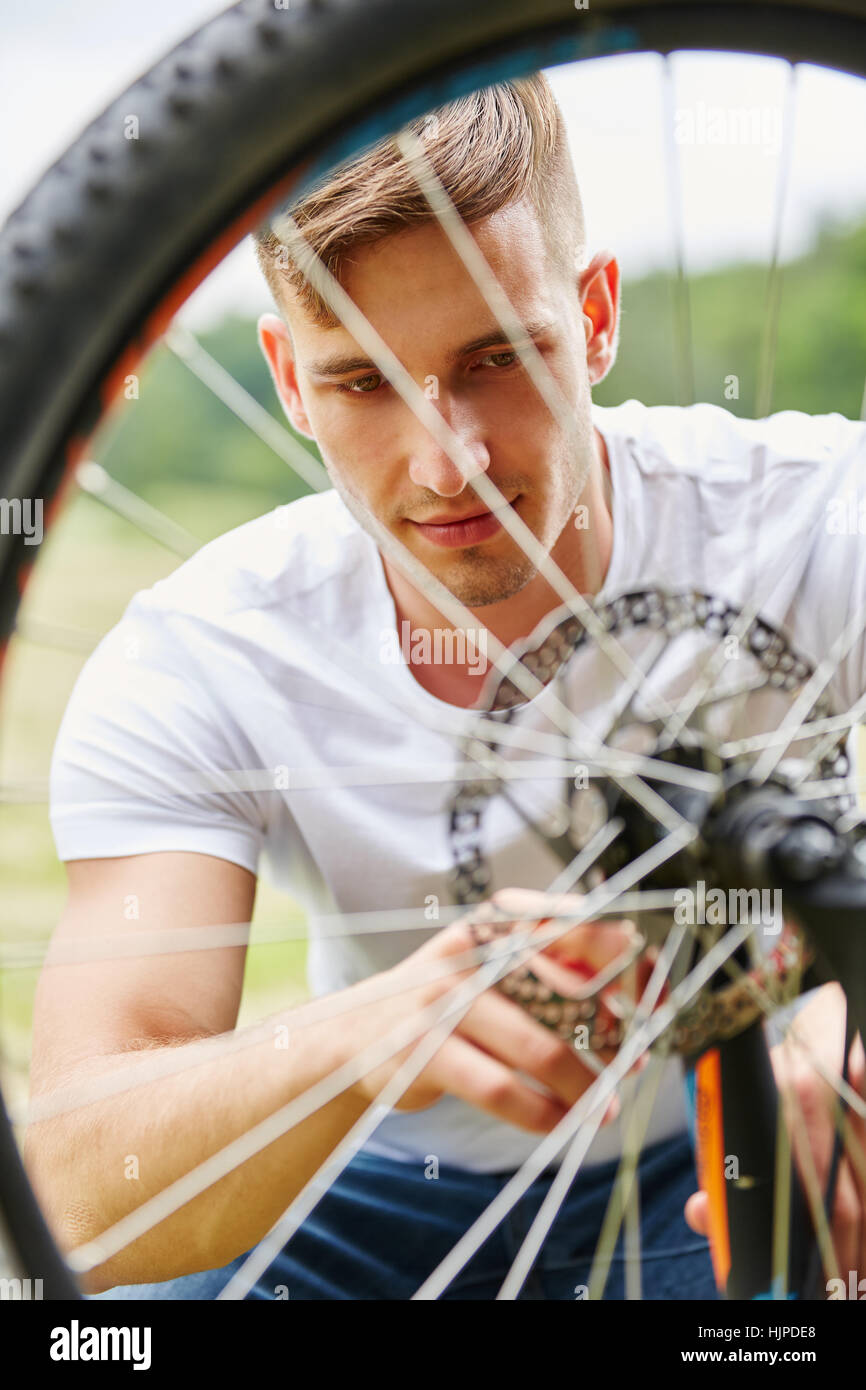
left=261, top=199, right=606, bottom=608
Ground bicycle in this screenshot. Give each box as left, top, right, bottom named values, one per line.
left=1, top=0, right=865, bottom=1303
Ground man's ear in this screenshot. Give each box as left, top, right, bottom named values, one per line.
left=257, top=312, right=316, bottom=440
left=577, top=251, right=620, bottom=386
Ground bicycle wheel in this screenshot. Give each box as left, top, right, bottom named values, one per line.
left=1, top=0, right=865, bottom=1308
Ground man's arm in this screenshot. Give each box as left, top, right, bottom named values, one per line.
left=24, top=867, right=616, bottom=1294
left=23, top=850, right=369, bottom=1293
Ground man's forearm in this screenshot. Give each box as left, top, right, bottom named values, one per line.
left=23, top=997, right=368, bottom=1293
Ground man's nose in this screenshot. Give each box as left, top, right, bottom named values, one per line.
left=405, top=401, right=491, bottom=498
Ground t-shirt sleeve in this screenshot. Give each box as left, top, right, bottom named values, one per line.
left=802, top=420, right=866, bottom=712
left=49, top=588, right=267, bottom=873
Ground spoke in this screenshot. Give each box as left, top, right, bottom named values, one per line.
left=270, top=212, right=692, bottom=752
left=74, top=461, right=199, bottom=558
left=164, top=325, right=330, bottom=494
left=689, top=923, right=866, bottom=1131
left=395, top=126, right=602, bottom=595
left=22, top=887, right=653, bottom=1129
left=496, top=923, right=688, bottom=1300
left=217, top=929, right=537, bottom=1299
left=755, top=65, right=798, bottom=422
left=792, top=691, right=866, bottom=780
left=657, top=61, right=802, bottom=764
left=679, top=927, right=866, bottom=1294
left=772, top=1023, right=866, bottom=1288
left=65, top=826, right=642, bottom=1278
left=770, top=1060, right=798, bottom=1301
left=413, top=912, right=752, bottom=1300
left=493, top=774, right=583, bottom=862
left=461, top=720, right=720, bottom=795
left=661, top=56, right=694, bottom=408
left=782, top=1014, right=866, bottom=1125
left=7, top=48, right=864, bottom=1312
left=655, top=601, right=768, bottom=753
left=0, top=888, right=683, bottom=975
left=308, top=125, right=830, bottom=790
left=775, top=1059, right=842, bottom=1290
left=623, top=1143, right=642, bottom=1300
left=13, top=888, right=681, bottom=1127
left=586, top=1053, right=669, bottom=1300
left=719, top=701, right=866, bottom=760
left=217, top=820, right=625, bottom=1300
left=159, top=318, right=506, bottom=735
left=42, top=737, right=721, bottom=807
left=596, top=630, right=671, bottom=746
left=660, top=418, right=866, bottom=753
left=545, top=817, right=624, bottom=896
left=752, top=601, right=866, bottom=784
left=158, top=301, right=697, bottom=808
left=587, top=930, right=694, bottom=1302
left=781, top=773, right=864, bottom=802
left=65, top=932, right=516, bottom=1278
left=464, top=734, right=719, bottom=797
left=646, top=670, right=769, bottom=733
left=91, top=223, right=713, bottom=842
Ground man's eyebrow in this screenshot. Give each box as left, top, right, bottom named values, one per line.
left=302, top=319, right=556, bottom=379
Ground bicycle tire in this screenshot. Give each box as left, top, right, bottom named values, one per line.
left=1, top=0, right=865, bottom=1300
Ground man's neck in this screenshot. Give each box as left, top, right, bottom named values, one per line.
left=380, top=428, right=614, bottom=708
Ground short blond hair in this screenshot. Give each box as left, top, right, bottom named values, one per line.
left=254, top=73, right=585, bottom=325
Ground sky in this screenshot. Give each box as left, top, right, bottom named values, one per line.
left=2, top=2, right=866, bottom=328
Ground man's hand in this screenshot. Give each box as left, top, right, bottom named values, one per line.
left=684, top=982, right=866, bottom=1295
left=349, top=887, right=638, bottom=1133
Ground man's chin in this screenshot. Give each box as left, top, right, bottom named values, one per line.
left=436, top=554, right=537, bottom=609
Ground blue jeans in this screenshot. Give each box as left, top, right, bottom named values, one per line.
left=94, top=1131, right=716, bottom=1301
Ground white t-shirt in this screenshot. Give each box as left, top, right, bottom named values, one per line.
left=49, top=400, right=866, bottom=1172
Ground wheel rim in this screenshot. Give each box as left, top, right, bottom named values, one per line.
left=1, top=0, right=866, bottom=1302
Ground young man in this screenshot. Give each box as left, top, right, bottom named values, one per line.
left=28, top=74, right=866, bottom=1300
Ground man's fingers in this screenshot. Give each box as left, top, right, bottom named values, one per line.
left=459, top=988, right=620, bottom=1123
left=489, top=888, right=573, bottom=918
left=487, top=888, right=639, bottom=997
left=543, top=918, right=637, bottom=970
left=827, top=1159, right=862, bottom=1284
left=429, top=1033, right=572, bottom=1134
left=842, top=1034, right=866, bottom=1282
left=684, top=1189, right=708, bottom=1237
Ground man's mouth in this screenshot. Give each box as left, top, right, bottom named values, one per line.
left=408, top=500, right=517, bottom=550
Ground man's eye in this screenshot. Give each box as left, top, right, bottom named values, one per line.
left=476, top=350, right=518, bottom=369
left=336, top=373, right=383, bottom=395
